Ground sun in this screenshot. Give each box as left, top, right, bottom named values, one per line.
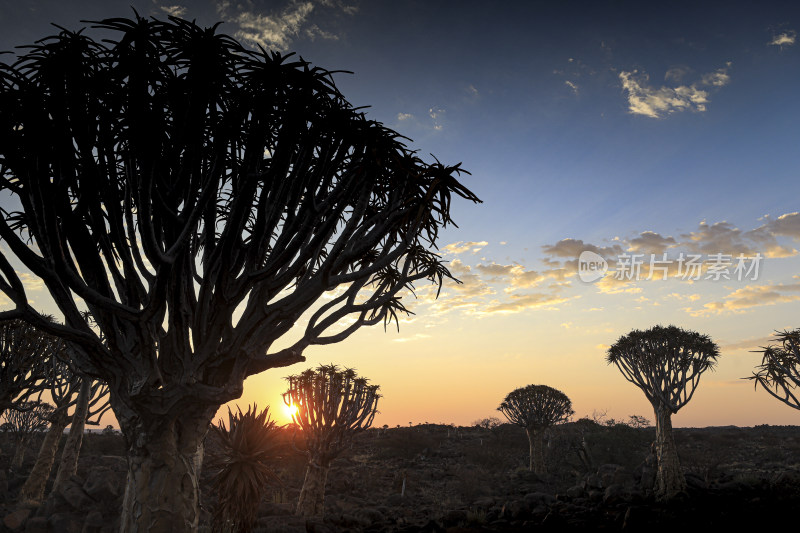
left=283, top=402, right=299, bottom=420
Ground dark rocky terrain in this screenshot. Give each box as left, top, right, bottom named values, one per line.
left=2, top=421, right=800, bottom=532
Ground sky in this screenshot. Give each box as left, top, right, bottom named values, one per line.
left=1, top=0, right=800, bottom=428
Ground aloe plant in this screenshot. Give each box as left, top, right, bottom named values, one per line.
left=207, top=404, right=283, bottom=533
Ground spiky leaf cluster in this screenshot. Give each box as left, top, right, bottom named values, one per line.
left=748, top=329, right=800, bottom=410
left=607, top=325, right=719, bottom=413
left=497, top=384, right=573, bottom=430
left=283, top=364, right=379, bottom=464
left=207, top=404, right=283, bottom=533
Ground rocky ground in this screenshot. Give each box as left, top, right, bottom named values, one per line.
left=2, top=422, right=800, bottom=532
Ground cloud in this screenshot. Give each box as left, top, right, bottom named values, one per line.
left=565, top=80, right=579, bottom=94
left=769, top=31, right=796, bottom=47
left=442, top=241, right=488, bottom=255
left=397, top=113, right=413, bottom=121
left=392, top=333, right=431, bottom=343
left=219, top=0, right=353, bottom=51
left=160, top=5, right=187, bottom=17
left=719, top=335, right=780, bottom=352
left=688, top=283, right=800, bottom=316
left=483, top=292, right=573, bottom=314
left=627, top=231, right=677, bottom=254
left=619, top=63, right=731, bottom=118
left=429, top=106, right=445, bottom=131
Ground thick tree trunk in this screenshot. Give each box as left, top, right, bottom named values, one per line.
left=525, top=427, right=546, bottom=474
left=19, top=410, right=70, bottom=502
left=653, top=404, right=686, bottom=500
left=296, top=456, right=330, bottom=517
left=53, top=379, right=91, bottom=493
left=118, top=407, right=214, bottom=533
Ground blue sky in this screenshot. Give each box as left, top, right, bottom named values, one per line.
left=2, top=0, right=800, bottom=427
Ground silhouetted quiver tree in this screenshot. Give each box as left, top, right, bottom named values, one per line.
left=19, top=348, right=82, bottom=502
left=607, top=325, right=719, bottom=500
left=748, top=329, right=800, bottom=410
left=0, top=15, right=478, bottom=531
left=497, top=384, right=573, bottom=474
left=52, top=375, right=110, bottom=493
left=0, top=319, right=60, bottom=419
left=1, top=400, right=52, bottom=468
left=283, top=365, right=379, bottom=517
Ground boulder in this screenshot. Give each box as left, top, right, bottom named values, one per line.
left=82, top=468, right=119, bottom=503
left=23, top=516, right=48, bottom=533
left=4, top=509, right=31, bottom=531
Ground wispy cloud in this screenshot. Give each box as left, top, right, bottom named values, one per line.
left=565, top=80, right=579, bottom=94
left=686, top=283, right=800, bottom=316
left=397, top=112, right=413, bottom=121
left=619, top=63, right=731, bottom=118
left=217, top=0, right=354, bottom=51
left=769, top=31, right=796, bottom=47
left=442, top=241, right=488, bottom=255
left=159, top=5, right=187, bottom=17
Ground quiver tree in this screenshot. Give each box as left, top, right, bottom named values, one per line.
left=0, top=14, right=478, bottom=532
left=497, top=384, right=573, bottom=474
left=207, top=404, right=282, bottom=533
left=283, top=365, right=379, bottom=516
left=52, top=376, right=110, bottom=493
left=607, top=325, right=719, bottom=500
left=748, top=329, right=800, bottom=410
left=0, top=319, right=60, bottom=419
left=19, top=347, right=82, bottom=502
left=1, top=401, right=53, bottom=468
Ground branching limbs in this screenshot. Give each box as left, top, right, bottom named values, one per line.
left=606, top=325, right=719, bottom=414
left=748, top=329, right=800, bottom=410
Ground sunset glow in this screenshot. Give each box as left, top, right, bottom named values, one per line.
left=2, top=1, right=799, bottom=432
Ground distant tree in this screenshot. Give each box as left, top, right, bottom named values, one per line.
left=748, top=329, right=800, bottom=410
left=607, top=325, right=719, bottom=500
left=497, top=384, right=573, bottom=473
left=2, top=400, right=52, bottom=468
left=283, top=365, right=379, bottom=517
left=473, top=416, right=502, bottom=429
left=625, top=414, right=652, bottom=428
left=207, top=404, right=282, bottom=533
left=20, top=350, right=82, bottom=502
left=52, top=375, right=110, bottom=493
left=0, top=319, right=60, bottom=419
left=0, top=15, right=478, bottom=530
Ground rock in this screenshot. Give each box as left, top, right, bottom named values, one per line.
left=59, top=481, right=94, bottom=510
left=82, top=510, right=104, bottom=533
left=585, top=473, right=603, bottom=489
left=49, top=513, right=83, bottom=533
left=354, top=507, right=385, bottom=525
left=82, top=468, right=119, bottom=503
left=639, top=465, right=656, bottom=490
left=0, top=470, right=8, bottom=502
left=4, top=509, right=32, bottom=531
left=441, top=509, right=467, bottom=526
left=470, top=497, right=495, bottom=510
left=24, top=516, right=48, bottom=533
left=587, top=489, right=603, bottom=503
left=566, top=485, right=584, bottom=498
left=500, top=500, right=528, bottom=520
left=524, top=492, right=555, bottom=507
left=685, top=473, right=708, bottom=490
left=603, top=484, right=627, bottom=505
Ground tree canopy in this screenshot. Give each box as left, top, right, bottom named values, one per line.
left=0, top=15, right=480, bottom=425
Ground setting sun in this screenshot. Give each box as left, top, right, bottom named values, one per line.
left=283, top=402, right=299, bottom=421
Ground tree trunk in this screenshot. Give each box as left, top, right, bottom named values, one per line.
left=53, top=379, right=91, bottom=493
left=19, top=410, right=70, bottom=502
left=525, top=427, right=546, bottom=474
left=11, top=437, right=29, bottom=468
left=653, top=404, right=686, bottom=500
left=118, top=407, right=214, bottom=533
left=295, top=456, right=330, bottom=517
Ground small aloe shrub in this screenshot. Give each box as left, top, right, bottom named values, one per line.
left=207, top=404, right=283, bottom=533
